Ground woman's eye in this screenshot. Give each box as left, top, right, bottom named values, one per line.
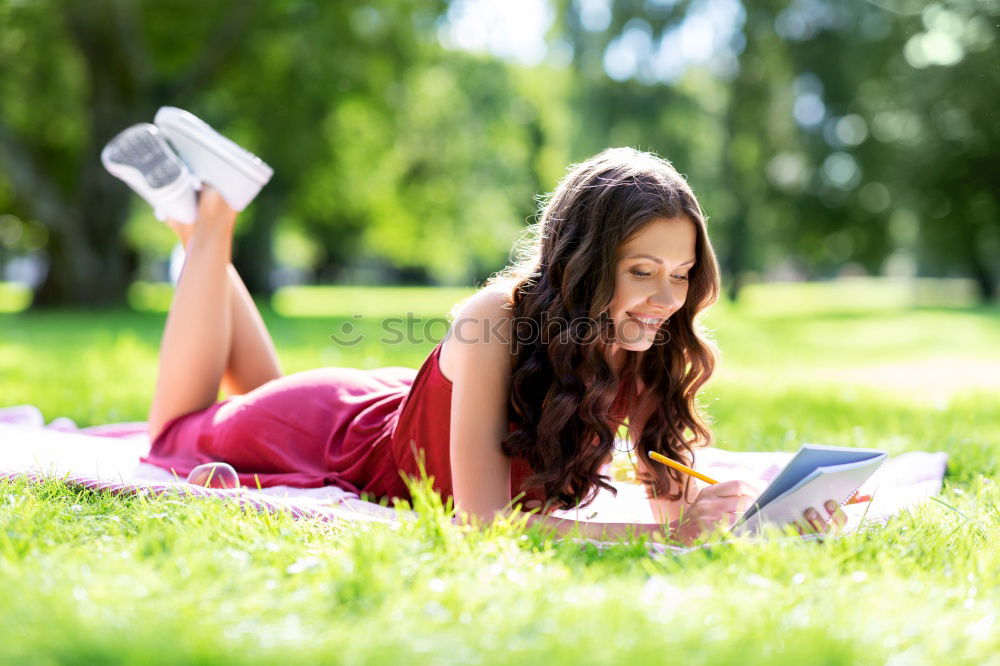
left=630, top=269, right=690, bottom=281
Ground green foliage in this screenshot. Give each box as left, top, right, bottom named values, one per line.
left=551, top=0, right=1000, bottom=299
left=0, top=0, right=566, bottom=300
left=0, top=1, right=996, bottom=305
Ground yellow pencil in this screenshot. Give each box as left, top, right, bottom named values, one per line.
left=647, top=451, right=720, bottom=485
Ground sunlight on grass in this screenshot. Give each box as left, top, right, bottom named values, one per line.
left=272, top=285, right=476, bottom=318
left=3, top=281, right=1000, bottom=664
left=1, top=471, right=999, bottom=663
left=0, top=281, right=31, bottom=312
left=736, top=276, right=979, bottom=315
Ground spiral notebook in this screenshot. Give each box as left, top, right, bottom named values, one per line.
left=733, top=444, right=888, bottom=535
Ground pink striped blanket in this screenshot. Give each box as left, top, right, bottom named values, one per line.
left=0, top=405, right=948, bottom=555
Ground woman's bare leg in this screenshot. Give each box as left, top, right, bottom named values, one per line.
left=165, top=214, right=283, bottom=400
left=149, top=188, right=238, bottom=441
left=221, top=263, right=284, bottom=396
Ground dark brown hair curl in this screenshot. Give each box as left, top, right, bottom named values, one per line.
left=483, top=147, right=721, bottom=511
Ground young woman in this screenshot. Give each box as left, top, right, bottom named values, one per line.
left=111, top=125, right=843, bottom=544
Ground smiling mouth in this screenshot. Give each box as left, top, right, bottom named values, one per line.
left=626, top=312, right=666, bottom=326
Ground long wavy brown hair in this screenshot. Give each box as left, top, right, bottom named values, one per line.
left=481, top=147, right=721, bottom=511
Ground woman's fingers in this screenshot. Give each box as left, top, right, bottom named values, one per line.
left=797, top=500, right=848, bottom=536
left=825, top=500, right=848, bottom=530
left=696, top=482, right=758, bottom=518
left=695, top=485, right=856, bottom=538
left=803, top=508, right=826, bottom=533
left=695, top=495, right=849, bottom=538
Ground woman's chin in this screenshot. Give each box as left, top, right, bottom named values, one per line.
left=616, top=330, right=657, bottom=349
left=610, top=338, right=655, bottom=356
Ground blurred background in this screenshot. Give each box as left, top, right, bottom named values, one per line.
left=0, top=0, right=997, bottom=311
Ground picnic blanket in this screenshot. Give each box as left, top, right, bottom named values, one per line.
left=0, top=405, right=949, bottom=555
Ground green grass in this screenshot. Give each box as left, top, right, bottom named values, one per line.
left=2, top=282, right=1000, bottom=664
left=0, top=281, right=32, bottom=312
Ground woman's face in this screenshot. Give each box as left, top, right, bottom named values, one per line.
left=606, top=216, right=698, bottom=366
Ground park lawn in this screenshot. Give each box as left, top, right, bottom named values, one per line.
left=2, top=282, right=1000, bottom=664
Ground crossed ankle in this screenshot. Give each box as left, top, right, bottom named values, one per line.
left=165, top=219, right=195, bottom=249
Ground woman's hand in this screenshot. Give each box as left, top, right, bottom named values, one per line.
left=668, top=482, right=849, bottom=544
left=794, top=500, right=848, bottom=536
left=671, top=480, right=762, bottom=545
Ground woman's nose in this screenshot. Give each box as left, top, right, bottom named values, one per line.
left=648, top=281, right=680, bottom=310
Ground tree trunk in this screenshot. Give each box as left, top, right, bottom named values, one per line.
left=34, top=122, right=138, bottom=306
left=33, top=0, right=146, bottom=306
left=33, top=0, right=258, bottom=305
left=966, top=240, right=997, bottom=304
left=719, top=2, right=786, bottom=303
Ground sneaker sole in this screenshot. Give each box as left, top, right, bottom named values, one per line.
left=101, top=124, right=197, bottom=223
left=154, top=107, right=273, bottom=186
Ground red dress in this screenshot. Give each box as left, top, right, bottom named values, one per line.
left=142, top=341, right=558, bottom=509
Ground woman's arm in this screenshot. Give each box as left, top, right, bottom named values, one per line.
left=445, top=292, right=843, bottom=543
left=520, top=511, right=669, bottom=541
left=625, top=404, right=725, bottom=535
left=643, top=465, right=705, bottom=525
left=448, top=289, right=519, bottom=523
left=447, top=289, right=674, bottom=541
left=625, top=399, right=702, bottom=527
left=488, top=480, right=763, bottom=544
left=648, top=493, right=692, bottom=525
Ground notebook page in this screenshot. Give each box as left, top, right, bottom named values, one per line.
left=736, top=444, right=887, bottom=526
left=734, top=453, right=887, bottom=536
left=768, top=456, right=887, bottom=505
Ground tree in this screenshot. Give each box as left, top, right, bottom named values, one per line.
left=547, top=0, right=999, bottom=301
left=0, top=0, right=449, bottom=305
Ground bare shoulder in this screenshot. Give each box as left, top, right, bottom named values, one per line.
left=446, top=285, right=518, bottom=519
left=439, top=286, right=514, bottom=381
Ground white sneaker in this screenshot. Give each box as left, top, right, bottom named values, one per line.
left=168, top=241, right=186, bottom=286
left=101, top=123, right=199, bottom=224
left=154, top=106, right=273, bottom=212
